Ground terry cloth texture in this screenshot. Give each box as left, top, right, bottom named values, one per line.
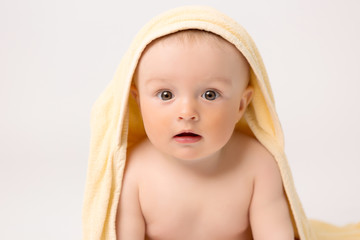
left=82, top=5, right=360, bottom=240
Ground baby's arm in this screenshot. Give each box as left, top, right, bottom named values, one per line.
left=115, top=155, right=145, bottom=240
left=249, top=152, right=294, bottom=240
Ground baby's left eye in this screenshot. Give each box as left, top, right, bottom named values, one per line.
left=201, top=90, right=219, bottom=100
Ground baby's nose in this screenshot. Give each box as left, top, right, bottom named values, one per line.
left=178, top=99, right=199, bottom=121
left=178, top=114, right=198, bottom=121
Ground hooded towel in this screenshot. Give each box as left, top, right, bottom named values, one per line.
left=82, top=6, right=360, bottom=240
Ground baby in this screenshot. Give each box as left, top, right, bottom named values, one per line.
left=115, top=30, right=294, bottom=240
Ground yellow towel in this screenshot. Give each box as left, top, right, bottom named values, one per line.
left=82, top=5, right=360, bottom=240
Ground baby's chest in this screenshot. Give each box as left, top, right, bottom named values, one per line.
left=139, top=173, right=253, bottom=240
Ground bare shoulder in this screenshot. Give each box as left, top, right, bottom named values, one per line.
left=127, top=138, right=154, bottom=162
left=249, top=140, right=282, bottom=185
left=230, top=132, right=277, bottom=171
left=125, top=138, right=155, bottom=175
left=123, top=138, right=165, bottom=189
left=229, top=132, right=284, bottom=199
left=233, top=132, right=279, bottom=175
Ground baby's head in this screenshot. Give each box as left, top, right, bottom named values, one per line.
left=131, top=29, right=254, bottom=161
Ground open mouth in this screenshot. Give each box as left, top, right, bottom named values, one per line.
left=175, top=132, right=200, bottom=137
left=174, top=132, right=202, bottom=143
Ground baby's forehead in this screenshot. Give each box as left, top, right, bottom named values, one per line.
left=133, top=29, right=250, bottom=87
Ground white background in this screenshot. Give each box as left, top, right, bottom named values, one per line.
left=1, top=0, right=359, bottom=239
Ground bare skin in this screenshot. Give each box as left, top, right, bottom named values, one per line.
left=116, top=132, right=294, bottom=240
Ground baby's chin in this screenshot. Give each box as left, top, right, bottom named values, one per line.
left=158, top=145, right=225, bottom=166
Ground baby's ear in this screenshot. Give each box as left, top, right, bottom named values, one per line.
left=130, top=84, right=140, bottom=105
left=238, top=85, right=254, bottom=115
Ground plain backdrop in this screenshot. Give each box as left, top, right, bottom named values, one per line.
left=1, top=0, right=359, bottom=239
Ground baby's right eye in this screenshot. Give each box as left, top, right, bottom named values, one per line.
left=157, top=90, right=173, bottom=101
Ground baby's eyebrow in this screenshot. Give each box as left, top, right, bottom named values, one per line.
left=144, top=78, right=170, bottom=86
left=206, top=77, right=232, bottom=85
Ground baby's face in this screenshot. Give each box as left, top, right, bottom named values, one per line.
left=133, top=36, right=252, bottom=162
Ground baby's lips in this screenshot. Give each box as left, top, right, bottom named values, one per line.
left=173, top=131, right=202, bottom=143
left=174, top=131, right=201, bottom=138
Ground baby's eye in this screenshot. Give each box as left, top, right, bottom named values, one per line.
left=157, top=90, right=173, bottom=101
left=201, top=90, right=219, bottom=101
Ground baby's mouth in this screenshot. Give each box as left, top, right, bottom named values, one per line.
left=175, top=132, right=199, bottom=137
left=173, top=132, right=202, bottom=143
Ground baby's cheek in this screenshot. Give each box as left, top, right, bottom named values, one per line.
left=143, top=110, right=169, bottom=135
left=221, top=110, right=239, bottom=132
left=207, top=113, right=234, bottom=134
